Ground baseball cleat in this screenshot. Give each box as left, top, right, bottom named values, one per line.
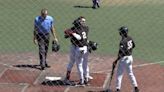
left=75, top=79, right=85, bottom=87
left=115, top=89, right=120, bottom=92
left=84, top=80, right=90, bottom=86
left=134, top=87, right=139, bottom=92
left=63, top=79, right=75, bottom=86
left=75, top=82, right=85, bottom=87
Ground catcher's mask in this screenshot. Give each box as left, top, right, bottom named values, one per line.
left=52, top=40, right=60, bottom=52
left=73, top=16, right=86, bottom=27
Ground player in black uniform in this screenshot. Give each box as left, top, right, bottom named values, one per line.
left=64, top=16, right=91, bottom=86
left=113, top=26, right=139, bottom=92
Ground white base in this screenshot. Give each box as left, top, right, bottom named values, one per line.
left=45, top=76, right=62, bottom=81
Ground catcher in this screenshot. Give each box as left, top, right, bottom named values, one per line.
left=64, top=16, right=97, bottom=86
left=113, top=26, right=139, bottom=92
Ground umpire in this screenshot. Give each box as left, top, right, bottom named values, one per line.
left=33, top=8, right=58, bottom=70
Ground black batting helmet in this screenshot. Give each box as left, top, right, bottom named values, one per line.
left=119, top=26, right=128, bottom=36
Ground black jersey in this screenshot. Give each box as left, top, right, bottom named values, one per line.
left=118, top=36, right=135, bottom=57
left=70, top=26, right=89, bottom=47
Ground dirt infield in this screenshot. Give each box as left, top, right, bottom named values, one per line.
left=0, top=52, right=163, bottom=92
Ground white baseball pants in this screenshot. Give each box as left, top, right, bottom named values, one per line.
left=116, top=55, right=138, bottom=89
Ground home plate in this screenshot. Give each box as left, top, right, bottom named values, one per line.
left=45, top=76, right=62, bottom=81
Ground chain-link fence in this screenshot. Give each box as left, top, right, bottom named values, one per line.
left=0, top=0, right=163, bottom=92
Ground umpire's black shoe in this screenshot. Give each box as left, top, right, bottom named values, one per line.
left=134, top=87, right=139, bottom=92
left=45, top=64, right=51, bottom=68
left=40, top=66, right=45, bottom=70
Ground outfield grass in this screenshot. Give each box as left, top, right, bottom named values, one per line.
left=0, top=0, right=163, bottom=62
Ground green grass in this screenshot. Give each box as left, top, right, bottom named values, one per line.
left=0, top=0, right=164, bottom=62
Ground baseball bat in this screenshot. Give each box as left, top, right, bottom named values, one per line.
left=109, top=59, right=118, bottom=88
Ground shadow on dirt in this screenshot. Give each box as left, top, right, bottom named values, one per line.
left=41, top=80, right=76, bottom=86
left=13, top=64, right=41, bottom=70
left=88, top=89, right=113, bottom=92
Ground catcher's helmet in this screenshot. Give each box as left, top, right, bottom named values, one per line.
left=73, top=16, right=86, bottom=27
left=119, top=26, right=128, bottom=36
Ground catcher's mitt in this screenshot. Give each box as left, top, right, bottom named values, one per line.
left=88, top=41, right=98, bottom=53
left=52, top=40, right=60, bottom=52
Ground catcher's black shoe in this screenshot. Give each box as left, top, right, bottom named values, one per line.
left=75, top=82, right=85, bottom=87
left=134, top=87, right=139, bottom=92
left=84, top=78, right=90, bottom=86
left=64, top=79, right=75, bottom=86
left=75, top=80, right=85, bottom=87
left=115, top=89, right=120, bottom=92
left=84, top=80, right=90, bottom=86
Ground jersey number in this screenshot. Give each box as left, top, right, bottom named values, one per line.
left=127, top=40, right=133, bottom=49
left=82, top=32, right=87, bottom=39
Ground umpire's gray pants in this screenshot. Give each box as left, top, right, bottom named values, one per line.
left=37, top=33, right=50, bottom=67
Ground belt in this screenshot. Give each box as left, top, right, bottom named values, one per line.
left=38, top=33, right=49, bottom=35
left=72, top=44, right=87, bottom=47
